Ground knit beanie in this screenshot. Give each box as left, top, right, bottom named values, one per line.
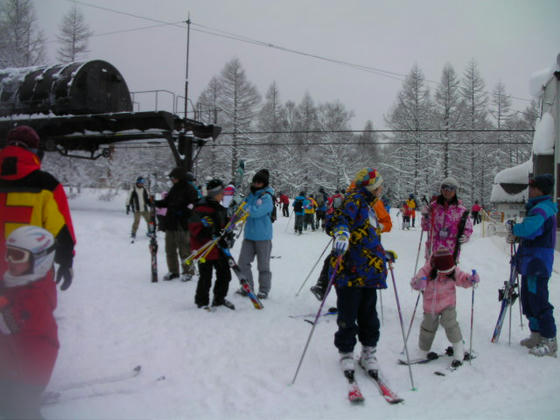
left=6, top=125, right=40, bottom=150
left=440, top=177, right=459, bottom=190
left=353, top=168, right=383, bottom=192
left=206, top=178, right=224, bottom=197
left=431, top=247, right=456, bottom=274
left=168, top=167, right=187, bottom=180
left=529, top=174, right=554, bottom=195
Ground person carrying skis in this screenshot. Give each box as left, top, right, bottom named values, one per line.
left=189, top=179, right=234, bottom=310
left=310, top=180, right=391, bottom=301
left=0, top=226, right=59, bottom=419
left=506, top=174, right=558, bottom=357
left=0, top=126, right=76, bottom=292
left=410, top=247, right=480, bottom=368
left=236, top=169, right=274, bottom=300
left=155, top=167, right=199, bottom=281
left=292, top=192, right=306, bottom=235
left=126, top=176, right=151, bottom=241
left=421, top=177, right=473, bottom=261
left=326, top=168, right=390, bottom=374
left=407, top=194, right=417, bottom=227
left=327, top=190, right=344, bottom=215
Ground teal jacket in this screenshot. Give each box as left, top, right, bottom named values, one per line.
left=244, top=186, right=275, bottom=241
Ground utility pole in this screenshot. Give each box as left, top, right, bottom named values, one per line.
left=184, top=13, right=191, bottom=120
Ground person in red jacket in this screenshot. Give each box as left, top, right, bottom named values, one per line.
left=279, top=192, right=290, bottom=217
left=0, top=226, right=58, bottom=418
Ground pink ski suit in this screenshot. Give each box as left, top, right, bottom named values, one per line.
left=421, top=198, right=473, bottom=261
left=412, top=261, right=475, bottom=314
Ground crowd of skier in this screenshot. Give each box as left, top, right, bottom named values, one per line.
left=0, top=125, right=558, bottom=416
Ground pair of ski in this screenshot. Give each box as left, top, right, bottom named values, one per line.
left=42, top=365, right=155, bottom=406
left=344, top=365, right=403, bottom=405
left=221, top=247, right=264, bottom=310
left=491, top=243, right=519, bottom=343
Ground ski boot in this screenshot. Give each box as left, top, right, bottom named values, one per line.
left=520, top=331, right=541, bottom=349
left=163, top=272, right=179, bottom=281
left=358, top=346, right=379, bottom=374
left=339, top=352, right=354, bottom=372
left=310, top=285, right=325, bottom=301
left=529, top=337, right=557, bottom=357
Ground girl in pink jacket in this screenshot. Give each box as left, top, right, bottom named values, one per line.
left=410, top=247, right=479, bottom=368
left=421, top=177, right=473, bottom=260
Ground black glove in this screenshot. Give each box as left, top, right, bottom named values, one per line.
left=56, top=264, right=74, bottom=291
left=218, top=231, right=235, bottom=249
left=126, top=205, right=130, bottom=215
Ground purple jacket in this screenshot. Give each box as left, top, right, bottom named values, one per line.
left=421, top=197, right=473, bottom=261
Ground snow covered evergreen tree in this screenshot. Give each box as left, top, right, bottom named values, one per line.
left=460, top=59, right=489, bottom=204
left=56, top=5, right=93, bottom=63
left=0, top=0, right=46, bottom=68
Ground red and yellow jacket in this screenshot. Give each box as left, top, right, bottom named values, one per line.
left=0, top=146, right=76, bottom=278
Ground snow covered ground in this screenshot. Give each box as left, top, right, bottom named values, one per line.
left=44, top=189, right=560, bottom=419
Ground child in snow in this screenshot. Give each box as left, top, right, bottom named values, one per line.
left=0, top=226, right=59, bottom=419
left=189, top=179, right=234, bottom=310
left=410, top=247, right=479, bottom=368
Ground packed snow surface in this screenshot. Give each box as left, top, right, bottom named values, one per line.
left=44, top=189, right=560, bottom=419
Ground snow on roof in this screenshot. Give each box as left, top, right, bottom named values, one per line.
left=533, top=112, right=556, bottom=155
left=494, top=158, right=532, bottom=184
left=490, top=183, right=527, bottom=204
left=529, top=53, right=560, bottom=97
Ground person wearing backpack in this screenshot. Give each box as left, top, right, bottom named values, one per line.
left=236, top=169, right=274, bottom=300
left=328, top=190, right=344, bottom=215
left=292, top=192, right=306, bottom=235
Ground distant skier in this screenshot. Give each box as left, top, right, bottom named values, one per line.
left=126, top=176, right=151, bottom=241
left=471, top=200, right=482, bottom=225
left=406, top=194, right=417, bottom=227
left=410, top=247, right=480, bottom=368
left=326, top=168, right=391, bottom=375
left=292, top=192, right=306, bottom=235
left=0, top=226, right=59, bottom=418
left=189, top=179, right=234, bottom=310
left=315, top=188, right=328, bottom=230
left=279, top=192, right=290, bottom=217
left=303, top=194, right=317, bottom=232
left=506, top=174, right=558, bottom=357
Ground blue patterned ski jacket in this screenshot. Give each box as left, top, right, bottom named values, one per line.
left=326, top=187, right=388, bottom=288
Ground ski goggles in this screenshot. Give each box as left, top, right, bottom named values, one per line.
left=440, top=184, right=456, bottom=191
left=5, top=246, right=31, bottom=263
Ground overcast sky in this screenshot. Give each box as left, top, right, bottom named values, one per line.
left=33, top=0, right=560, bottom=129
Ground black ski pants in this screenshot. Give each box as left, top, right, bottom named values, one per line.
left=195, top=258, right=232, bottom=306
left=334, top=286, right=380, bottom=353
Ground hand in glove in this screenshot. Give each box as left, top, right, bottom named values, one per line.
left=458, top=234, right=468, bottom=244
left=126, top=205, right=130, bottom=215
left=505, top=220, right=516, bottom=244
left=385, top=250, right=398, bottom=263
left=468, top=270, right=480, bottom=287
left=333, top=228, right=350, bottom=256
left=56, top=264, right=74, bottom=291
left=218, top=231, right=235, bottom=249
left=411, top=276, right=427, bottom=291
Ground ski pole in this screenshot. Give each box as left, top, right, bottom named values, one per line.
left=284, top=209, right=294, bottom=232
left=402, top=227, right=425, bottom=352
left=291, top=255, right=342, bottom=385
left=469, top=270, right=476, bottom=366
left=295, top=237, right=334, bottom=296
left=387, top=258, right=415, bottom=390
